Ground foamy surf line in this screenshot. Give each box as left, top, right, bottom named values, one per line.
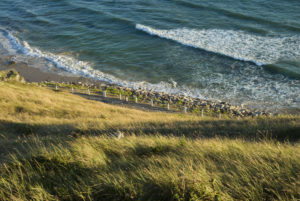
left=0, top=28, right=205, bottom=99
left=136, top=24, right=300, bottom=66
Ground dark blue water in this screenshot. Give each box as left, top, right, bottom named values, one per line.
left=1, top=0, right=300, bottom=110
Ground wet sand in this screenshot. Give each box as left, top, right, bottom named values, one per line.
left=0, top=56, right=101, bottom=85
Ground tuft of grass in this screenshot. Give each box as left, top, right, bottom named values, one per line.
left=0, top=70, right=25, bottom=83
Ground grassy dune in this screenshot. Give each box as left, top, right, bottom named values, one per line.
left=0, top=71, right=300, bottom=200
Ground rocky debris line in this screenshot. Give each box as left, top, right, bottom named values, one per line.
left=118, top=87, right=271, bottom=117
left=39, top=80, right=272, bottom=117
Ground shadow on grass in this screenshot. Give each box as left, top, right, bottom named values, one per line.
left=72, top=118, right=300, bottom=142
left=1, top=119, right=299, bottom=200
left=0, top=119, right=76, bottom=137
left=12, top=156, right=96, bottom=200
left=3, top=155, right=202, bottom=201
left=2, top=144, right=217, bottom=201
left=1, top=117, right=299, bottom=142
left=0, top=120, right=77, bottom=161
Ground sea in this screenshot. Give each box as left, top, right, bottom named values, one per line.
left=0, top=0, right=300, bottom=111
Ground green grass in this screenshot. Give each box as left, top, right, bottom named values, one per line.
left=0, top=70, right=299, bottom=200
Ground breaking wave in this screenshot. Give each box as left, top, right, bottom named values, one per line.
left=0, top=28, right=191, bottom=95
left=136, top=24, right=300, bottom=66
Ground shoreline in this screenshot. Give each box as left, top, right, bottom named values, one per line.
left=1, top=56, right=299, bottom=117
left=0, top=56, right=103, bottom=85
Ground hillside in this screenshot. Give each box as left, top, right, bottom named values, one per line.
left=0, top=70, right=299, bottom=201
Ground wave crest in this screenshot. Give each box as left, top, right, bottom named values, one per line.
left=136, top=24, right=300, bottom=66
left=0, top=28, right=191, bottom=95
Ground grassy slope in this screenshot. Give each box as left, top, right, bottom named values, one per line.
left=0, top=73, right=300, bottom=200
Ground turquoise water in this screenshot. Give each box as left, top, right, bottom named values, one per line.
left=0, top=0, right=300, bottom=110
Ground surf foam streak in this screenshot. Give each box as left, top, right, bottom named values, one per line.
left=0, top=29, right=23, bottom=55
left=0, top=28, right=194, bottom=97
left=136, top=24, right=300, bottom=65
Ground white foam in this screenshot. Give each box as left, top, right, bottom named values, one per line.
left=136, top=24, right=300, bottom=65
left=0, top=28, right=194, bottom=96
left=0, top=29, right=22, bottom=55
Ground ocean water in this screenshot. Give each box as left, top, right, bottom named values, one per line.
left=0, top=0, right=300, bottom=111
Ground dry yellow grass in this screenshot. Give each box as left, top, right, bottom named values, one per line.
left=1, top=77, right=299, bottom=140
left=0, top=77, right=203, bottom=126
left=0, top=71, right=300, bottom=200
